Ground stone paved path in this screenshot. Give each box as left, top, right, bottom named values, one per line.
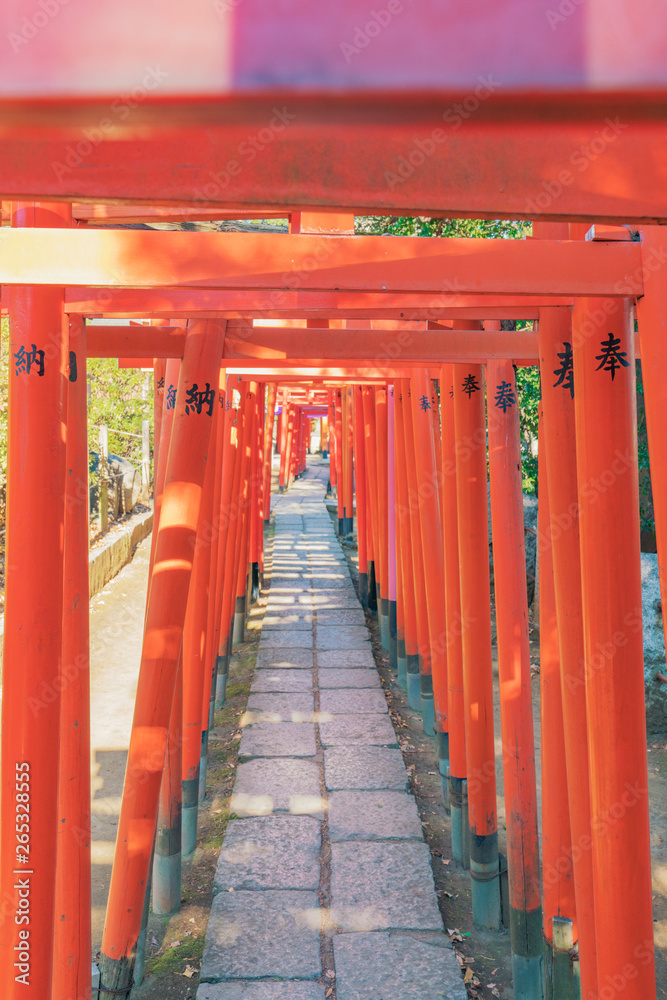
left=198, top=464, right=465, bottom=1000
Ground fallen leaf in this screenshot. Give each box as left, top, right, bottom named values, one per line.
left=226, top=887, right=235, bottom=893
left=486, top=984, right=496, bottom=990
left=325, top=970, right=335, bottom=979
left=180, top=965, right=197, bottom=979
left=442, top=858, right=451, bottom=864
left=326, top=990, right=333, bottom=998
left=490, top=968, right=498, bottom=975
left=170, top=941, right=181, bottom=948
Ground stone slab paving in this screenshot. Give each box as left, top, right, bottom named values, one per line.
left=319, top=713, right=398, bottom=747
left=328, top=791, right=423, bottom=842
left=245, top=692, right=316, bottom=722
left=251, top=669, right=315, bottom=693
left=199, top=985, right=327, bottom=1000
left=319, top=689, right=388, bottom=714
left=255, top=649, right=314, bottom=669
left=334, top=932, right=465, bottom=1000
left=317, top=649, right=375, bottom=668
left=324, top=747, right=409, bottom=792
left=200, top=890, right=321, bottom=982
left=330, top=842, right=443, bottom=932
left=238, top=721, right=317, bottom=759
left=318, top=668, right=381, bottom=689
left=199, top=463, right=465, bottom=1000
left=231, top=757, right=324, bottom=818
left=214, top=815, right=321, bottom=892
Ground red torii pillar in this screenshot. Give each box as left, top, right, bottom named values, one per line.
left=354, top=386, right=369, bottom=608
left=100, top=319, right=225, bottom=992
left=453, top=360, right=501, bottom=930
left=538, top=305, right=596, bottom=997
left=440, top=363, right=467, bottom=849
left=0, top=202, right=71, bottom=1000
left=572, top=289, right=655, bottom=1000
left=487, top=358, right=542, bottom=996
left=263, top=383, right=277, bottom=521
left=400, top=377, right=431, bottom=715
left=53, top=313, right=92, bottom=1000
left=537, top=403, right=579, bottom=999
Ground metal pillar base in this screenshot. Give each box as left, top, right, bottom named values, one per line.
left=436, top=730, right=450, bottom=812
left=338, top=516, right=344, bottom=536
left=397, top=636, right=407, bottom=690
left=359, top=571, right=369, bottom=609
left=512, top=953, right=545, bottom=1000
left=461, top=779, right=471, bottom=870
left=406, top=653, right=422, bottom=710
left=199, top=726, right=209, bottom=804
left=152, top=851, right=182, bottom=916
left=367, top=561, right=378, bottom=614
left=343, top=515, right=354, bottom=539
left=450, top=775, right=464, bottom=864
left=251, top=561, right=260, bottom=603
left=133, top=872, right=152, bottom=987
left=233, top=594, right=246, bottom=644
left=182, top=777, right=199, bottom=857
left=420, top=671, right=434, bottom=736
left=378, top=596, right=389, bottom=650
left=388, top=599, right=397, bottom=670
left=470, top=831, right=502, bottom=930
left=215, top=653, right=229, bottom=707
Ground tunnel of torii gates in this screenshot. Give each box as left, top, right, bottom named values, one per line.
left=1, top=213, right=667, bottom=1000
left=3, top=5, right=667, bottom=998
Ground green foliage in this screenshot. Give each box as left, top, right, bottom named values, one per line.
left=515, top=365, right=540, bottom=494
left=0, top=324, right=153, bottom=531
left=355, top=216, right=531, bottom=240
left=87, top=358, right=153, bottom=463
left=356, top=217, right=538, bottom=492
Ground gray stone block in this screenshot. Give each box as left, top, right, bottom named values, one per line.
left=333, top=932, right=466, bottom=1000
left=318, top=668, right=380, bottom=689
left=198, top=984, right=327, bottom=1000
left=245, top=693, right=316, bottom=723
left=309, top=594, right=364, bottom=610
left=317, top=649, right=375, bottom=668
left=232, top=757, right=324, bottom=818
left=319, top=689, right=387, bottom=715
left=309, top=576, right=354, bottom=589
left=316, top=609, right=366, bottom=626
left=251, top=670, right=314, bottom=694
left=260, top=630, right=313, bottom=649
left=214, top=816, right=321, bottom=891
left=330, top=842, right=442, bottom=932
left=200, top=890, right=321, bottom=982
left=328, top=791, right=422, bottom=842
left=319, top=714, right=398, bottom=748
left=324, top=747, right=409, bottom=792
left=256, top=649, right=314, bottom=669
left=316, top=626, right=370, bottom=650
left=239, top=722, right=317, bottom=759
left=263, top=612, right=314, bottom=631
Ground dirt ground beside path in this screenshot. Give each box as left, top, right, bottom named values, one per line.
left=331, top=502, right=667, bottom=1000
